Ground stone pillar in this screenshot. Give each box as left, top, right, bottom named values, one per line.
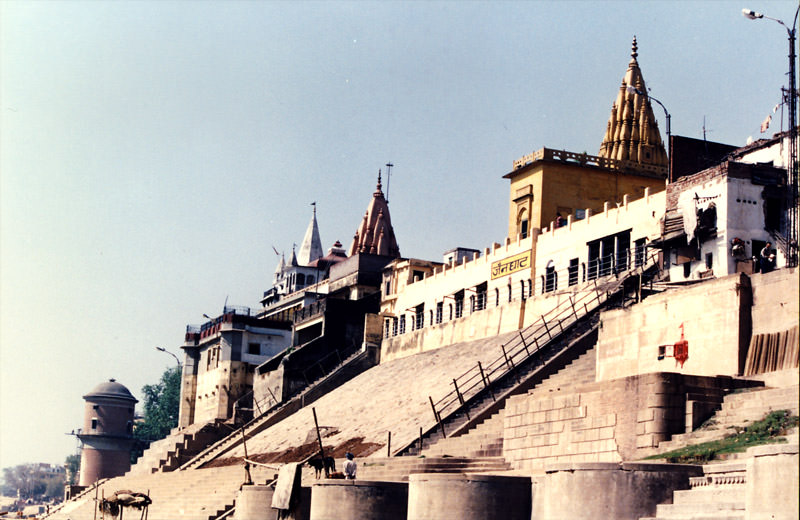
left=746, top=443, right=799, bottom=520
left=407, top=474, right=531, bottom=520
left=310, top=480, right=407, bottom=520
left=531, top=462, right=702, bottom=520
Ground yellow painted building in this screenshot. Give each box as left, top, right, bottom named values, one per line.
left=505, top=37, right=668, bottom=240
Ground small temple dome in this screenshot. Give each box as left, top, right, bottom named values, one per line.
left=83, top=379, right=137, bottom=402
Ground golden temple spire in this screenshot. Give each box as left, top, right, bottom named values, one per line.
left=598, top=36, right=668, bottom=171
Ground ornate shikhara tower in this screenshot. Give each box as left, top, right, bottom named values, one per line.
left=598, top=37, right=668, bottom=171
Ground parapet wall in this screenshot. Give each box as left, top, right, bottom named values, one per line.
left=597, top=273, right=751, bottom=381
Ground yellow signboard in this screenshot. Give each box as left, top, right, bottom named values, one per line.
left=491, top=251, right=532, bottom=279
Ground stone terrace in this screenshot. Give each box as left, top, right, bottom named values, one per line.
left=219, top=331, right=521, bottom=463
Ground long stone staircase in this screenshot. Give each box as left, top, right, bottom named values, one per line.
left=128, top=421, right=229, bottom=475
left=394, top=252, right=661, bottom=459
left=180, top=347, right=374, bottom=470
left=419, top=346, right=598, bottom=459
left=47, top=465, right=276, bottom=520
left=358, top=456, right=512, bottom=482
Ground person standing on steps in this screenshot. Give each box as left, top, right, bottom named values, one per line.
left=344, top=452, right=357, bottom=480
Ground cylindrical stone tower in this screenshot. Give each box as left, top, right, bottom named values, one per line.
left=77, top=379, right=138, bottom=486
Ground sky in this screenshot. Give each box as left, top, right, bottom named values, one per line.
left=0, top=0, right=796, bottom=470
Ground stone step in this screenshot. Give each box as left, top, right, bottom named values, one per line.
left=655, top=501, right=745, bottom=518
left=672, top=487, right=743, bottom=504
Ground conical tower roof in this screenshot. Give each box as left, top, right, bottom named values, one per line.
left=297, top=203, right=323, bottom=266
left=347, top=170, right=401, bottom=258
left=598, top=37, right=668, bottom=170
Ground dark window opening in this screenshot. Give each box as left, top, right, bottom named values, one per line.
left=454, top=290, right=464, bottom=318
left=545, top=265, right=557, bottom=293
left=568, top=258, right=579, bottom=286
left=475, top=282, right=488, bottom=311
left=520, top=219, right=529, bottom=239
left=399, top=315, right=406, bottom=334
left=705, top=253, right=713, bottom=269
left=91, top=418, right=98, bottom=430
left=634, top=238, right=646, bottom=268
left=414, top=303, right=424, bottom=330
left=683, top=262, right=691, bottom=278
left=436, top=302, right=443, bottom=324
left=248, top=343, right=260, bottom=355
left=765, top=197, right=782, bottom=231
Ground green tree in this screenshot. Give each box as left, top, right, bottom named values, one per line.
left=131, top=366, right=181, bottom=463
left=64, top=454, right=80, bottom=486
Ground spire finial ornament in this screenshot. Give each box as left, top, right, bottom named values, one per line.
left=631, top=36, right=638, bottom=60
left=377, top=169, right=382, bottom=191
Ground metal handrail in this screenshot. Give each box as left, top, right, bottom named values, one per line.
left=425, top=249, right=660, bottom=436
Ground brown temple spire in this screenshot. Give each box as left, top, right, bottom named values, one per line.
left=598, top=37, right=668, bottom=171
left=347, top=169, right=401, bottom=258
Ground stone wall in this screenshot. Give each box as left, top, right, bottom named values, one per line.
left=503, top=373, right=754, bottom=469
left=749, top=268, right=799, bottom=335
left=597, top=273, right=751, bottom=381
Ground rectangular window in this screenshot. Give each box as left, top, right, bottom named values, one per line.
left=414, top=303, right=424, bottom=330
left=91, top=418, right=98, bottom=430
left=475, top=283, right=487, bottom=311
left=634, top=238, right=646, bottom=268
left=392, top=317, right=398, bottom=336
left=436, top=302, right=443, bottom=324
left=454, top=290, right=464, bottom=319
left=705, top=253, right=713, bottom=269
left=545, top=266, right=557, bottom=293
left=568, top=258, right=579, bottom=286
left=399, top=315, right=406, bottom=334
left=248, top=343, right=260, bottom=355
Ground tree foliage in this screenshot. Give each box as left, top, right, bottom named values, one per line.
left=64, top=454, right=80, bottom=486
left=131, top=366, right=181, bottom=462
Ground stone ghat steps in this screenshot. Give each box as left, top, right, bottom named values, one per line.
left=639, top=462, right=747, bottom=520
left=46, top=465, right=275, bottom=520
left=128, top=421, right=228, bottom=475
left=357, top=456, right=511, bottom=482
left=420, top=346, right=597, bottom=459
left=183, top=348, right=370, bottom=470
left=656, top=384, right=799, bottom=453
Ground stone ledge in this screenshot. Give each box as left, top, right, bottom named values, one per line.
left=747, top=442, right=799, bottom=457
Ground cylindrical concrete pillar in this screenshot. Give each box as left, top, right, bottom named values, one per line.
left=407, top=473, right=531, bottom=520
left=310, top=480, right=408, bottom=520
left=235, top=485, right=275, bottom=520
left=531, top=462, right=703, bottom=520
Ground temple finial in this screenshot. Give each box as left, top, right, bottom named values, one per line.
left=377, top=169, right=382, bottom=191
left=631, top=36, right=638, bottom=60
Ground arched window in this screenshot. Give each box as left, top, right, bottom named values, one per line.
left=517, top=208, right=529, bottom=239
left=495, top=288, right=499, bottom=307
left=508, top=281, right=512, bottom=302
left=296, top=273, right=305, bottom=286
left=528, top=279, right=533, bottom=297
left=520, top=280, right=526, bottom=300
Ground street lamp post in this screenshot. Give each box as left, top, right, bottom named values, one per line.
left=626, top=85, right=672, bottom=182
left=155, top=346, right=182, bottom=367
left=743, top=6, right=799, bottom=267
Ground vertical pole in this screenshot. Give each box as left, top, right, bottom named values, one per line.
left=478, top=361, right=495, bottom=401
left=518, top=330, right=529, bottom=355
left=241, top=427, right=253, bottom=484
left=453, top=379, right=470, bottom=421
left=387, top=431, right=391, bottom=457
left=312, top=408, right=329, bottom=477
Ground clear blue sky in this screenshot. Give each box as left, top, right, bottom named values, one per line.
left=1, top=0, right=795, bottom=470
